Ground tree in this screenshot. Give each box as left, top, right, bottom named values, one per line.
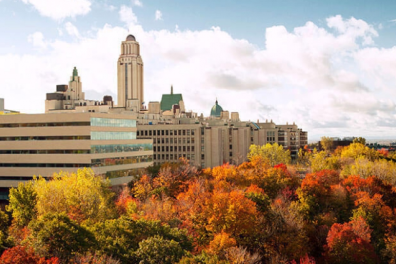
left=0, top=210, right=9, bottom=252
left=320, top=136, right=334, bottom=153
left=135, top=235, right=185, bottom=264
left=7, top=181, right=37, bottom=226
left=324, top=217, right=378, bottom=264
left=0, top=245, right=59, bottom=264
left=341, top=143, right=379, bottom=161
left=353, top=137, right=367, bottom=145
left=248, top=143, right=291, bottom=167
left=33, top=168, right=116, bottom=223
left=28, top=213, right=96, bottom=261
left=152, top=158, right=199, bottom=198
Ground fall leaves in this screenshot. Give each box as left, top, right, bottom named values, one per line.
left=1, top=142, right=396, bottom=263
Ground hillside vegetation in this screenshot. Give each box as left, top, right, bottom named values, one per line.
left=1, top=143, right=396, bottom=263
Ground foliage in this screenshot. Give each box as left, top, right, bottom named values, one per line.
left=309, top=150, right=341, bottom=173
left=28, top=212, right=96, bottom=261
left=341, top=143, right=379, bottom=161
left=324, top=217, right=378, bottom=264
left=248, top=143, right=291, bottom=166
left=0, top=245, right=59, bottom=264
left=320, top=136, right=334, bottom=153
left=4, top=147, right=396, bottom=263
left=353, top=137, right=367, bottom=145
left=135, top=235, right=186, bottom=264
left=0, top=209, right=9, bottom=252
left=34, top=168, right=116, bottom=224
left=7, top=181, right=37, bottom=227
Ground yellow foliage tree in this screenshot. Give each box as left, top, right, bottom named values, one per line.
left=33, top=168, right=115, bottom=223
left=248, top=143, right=291, bottom=167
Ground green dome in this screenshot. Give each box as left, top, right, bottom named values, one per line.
left=210, top=99, right=223, bottom=117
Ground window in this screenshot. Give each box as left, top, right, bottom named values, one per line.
left=90, top=132, right=136, bottom=140
left=90, top=118, right=136, bottom=128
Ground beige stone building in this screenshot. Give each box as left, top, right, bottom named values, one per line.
left=0, top=112, right=153, bottom=192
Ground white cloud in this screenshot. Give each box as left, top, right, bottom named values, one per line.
left=155, top=10, right=162, bottom=21
left=64, top=22, right=79, bottom=37
left=27, top=31, right=47, bottom=48
left=119, top=5, right=138, bottom=25
left=21, top=0, right=91, bottom=20
left=134, top=0, right=143, bottom=7
left=3, top=15, right=396, bottom=139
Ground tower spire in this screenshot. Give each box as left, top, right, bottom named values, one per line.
left=72, top=67, right=78, bottom=77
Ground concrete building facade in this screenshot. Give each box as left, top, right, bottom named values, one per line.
left=0, top=112, right=153, bottom=190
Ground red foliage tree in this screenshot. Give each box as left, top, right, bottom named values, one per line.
left=324, top=217, right=378, bottom=264
left=0, top=246, right=59, bottom=264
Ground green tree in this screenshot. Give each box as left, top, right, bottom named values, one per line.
left=6, top=181, right=37, bottom=226
left=28, top=212, right=96, bottom=261
left=353, top=137, right=367, bottom=145
left=248, top=143, right=291, bottom=167
left=135, top=235, right=185, bottom=264
left=0, top=209, right=9, bottom=252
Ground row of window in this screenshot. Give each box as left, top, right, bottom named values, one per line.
left=0, top=163, right=91, bottom=167
left=154, top=153, right=195, bottom=161
left=91, top=144, right=153, bottom=154
left=153, top=146, right=195, bottom=152
left=0, top=155, right=152, bottom=168
left=90, top=118, right=136, bottom=128
left=0, top=150, right=90, bottom=154
left=0, top=136, right=90, bottom=141
left=138, top=129, right=196, bottom=137
left=0, top=122, right=90, bottom=128
left=91, top=132, right=136, bottom=140
left=91, top=155, right=152, bottom=167
left=154, top=137, right=195, bottom=144
left=105, top=168, right=146, bottom=179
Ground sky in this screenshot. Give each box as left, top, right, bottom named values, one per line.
left=1, top=0, right=396, bottom=140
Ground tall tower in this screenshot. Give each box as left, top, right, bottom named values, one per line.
left=68, top=67, right=84, bottom=101
left=117, top=34, right=144, bottom=110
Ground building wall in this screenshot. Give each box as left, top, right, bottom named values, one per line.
left=0, top=112, right=153, bottom=188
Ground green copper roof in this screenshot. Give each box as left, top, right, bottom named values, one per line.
left=210, top=99, right=223, bottom=117
left=160, top=86, right=183, bottom=111
left=72, top=67, right=78, bottom=77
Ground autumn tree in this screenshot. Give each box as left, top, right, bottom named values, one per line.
left=0, top=245, right=59, bottom=264
left=0, top=209, right=9, bottom=252
left=248, top=143, right=291, bottom=166
left=353, top=137, right=367, bottom=145
left=135, top=235, right=186, bottom=264
left=28, top=213, right=96, bottom=261
left=324, top=217, right=378, bottom=264
left=7, top=181, right=37, bottom=227
left=320, top=136, right=334, bottom=153
left=152, top=158, right=199, bottom=198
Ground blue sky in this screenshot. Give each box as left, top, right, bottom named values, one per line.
left=1, top=0, right=396, bottom=140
